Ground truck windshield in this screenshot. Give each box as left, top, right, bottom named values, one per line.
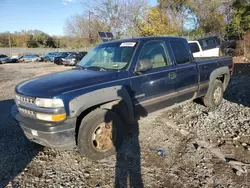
left=78, top=41, right=137, bottom=70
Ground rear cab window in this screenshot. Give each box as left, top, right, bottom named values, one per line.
left=170, top=40, right=192, bottom=65
left=198, top=37, right=220, bottom=50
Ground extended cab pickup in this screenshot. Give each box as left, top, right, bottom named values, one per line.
left=12, top=37, right=233, bottom=160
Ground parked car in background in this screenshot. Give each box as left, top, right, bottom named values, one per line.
left=42, top=52, right=59, bottom=62
left=188, top=36, right=221, bottom=57
left=0, top=54, right=11, bottom=64
left=62, top=52, right=83, bottom=66
left=18, top=55, right=41, bottom=63
left=54, top=52, right=70, bottom=65
left=78, top=51, right=88, bottom=58
left=11, top=56, right=19, bottom=63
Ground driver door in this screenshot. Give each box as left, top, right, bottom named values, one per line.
left=130, top=40, right=178, bottom=113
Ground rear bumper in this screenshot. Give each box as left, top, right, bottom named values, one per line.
left=11, top=105, right=76, bottom=149
left=0, top=60, right=9, bottom=63
left=62, top=60, right=76, bottom=65
left=62, top=61, right=69, bottom=65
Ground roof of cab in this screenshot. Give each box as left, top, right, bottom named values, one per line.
left=103, top=36, right=187, bottom=44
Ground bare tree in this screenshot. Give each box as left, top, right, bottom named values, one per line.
left=64, top=12, right=108, bottom=46
left=80, top=0, right=148, bottom=37
left=188, top=0, right=235, bottom=35
left=158, top=0, right=191, bottom=33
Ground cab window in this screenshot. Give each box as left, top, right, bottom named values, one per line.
left=170, top=40, right=192, bottom=64
left=138, top=41, right=170, bottom=69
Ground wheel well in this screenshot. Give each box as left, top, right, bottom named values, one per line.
left=74, top=100, right=131, bottom=145
left=217, top=74, right=225, bottom=83
left=75, top=104, right=101, bottom=145
left=216, top=74, right=229, bottom=91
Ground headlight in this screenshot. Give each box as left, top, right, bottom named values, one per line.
left=35, top=98, right=64, bottom=108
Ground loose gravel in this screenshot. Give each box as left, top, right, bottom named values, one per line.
left=1, top=63, right=250, bottom=188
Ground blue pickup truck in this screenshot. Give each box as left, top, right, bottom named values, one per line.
left=12, top=36, right=233, bottom=160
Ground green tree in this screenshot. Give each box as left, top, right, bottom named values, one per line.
left=227, top=0, right=250, bottom=38
left=26, top=35, right=38, bottom=48
left=188, top=0, right=233, bottom=36
left=157, top=0, right=191, bottom=33
left=31, top=31, right=56, bottom=48
left=0, top=33, right=10, bottom=47
left=137, top=6, right=180, bottom=36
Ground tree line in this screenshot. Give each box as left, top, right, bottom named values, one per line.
left=0, top=30, right=88, bottom=49
left=1, top=0, right=249, bottom=49
left=64, top=0, right=250, bottom=45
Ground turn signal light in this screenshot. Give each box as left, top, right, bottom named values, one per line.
left=36, top=113, right=66, bottom=122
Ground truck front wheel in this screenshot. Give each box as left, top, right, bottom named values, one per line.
left=203, top=79, right=223, bottom=108
left=77, top=109, right=123, bottom=160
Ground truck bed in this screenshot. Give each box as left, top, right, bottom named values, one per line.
left=195, top=56, right=233, bottom=69
left=194, top=56, right=231, bottom=61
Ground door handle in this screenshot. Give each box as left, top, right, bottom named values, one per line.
left=203, top=65, right=207, bottom=69
left=168, top=72, right=176, bottom=80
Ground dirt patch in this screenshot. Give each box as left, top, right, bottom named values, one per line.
left=233, top=56, right=250, bottom=64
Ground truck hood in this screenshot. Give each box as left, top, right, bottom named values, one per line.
left=16, top=69, right=118, bottom=98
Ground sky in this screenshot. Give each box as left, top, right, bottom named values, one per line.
left=0, top=0, right=158, bottom=36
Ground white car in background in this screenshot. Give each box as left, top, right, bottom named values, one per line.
left=188, top=37, right=221, bottom=57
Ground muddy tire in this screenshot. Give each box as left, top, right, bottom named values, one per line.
left=77, top=108, right=123, bottom=161
left=203, top=79, right=223, bottom=108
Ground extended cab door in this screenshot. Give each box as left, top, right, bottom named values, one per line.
left=130, top=40, right=178, bottom=113
left=169, top=39, right=199, bottom=103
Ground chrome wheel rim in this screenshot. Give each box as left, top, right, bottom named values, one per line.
left=91, top=122, right=114, bottom=152
left=214, top=86, right=222, bottom=103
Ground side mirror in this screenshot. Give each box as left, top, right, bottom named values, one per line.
left=135, top=59, right=153, bottom=72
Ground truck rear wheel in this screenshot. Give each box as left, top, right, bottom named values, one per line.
left=77, top=109, right=123, bottom=160
left=203, top=79, right=223, bottom=108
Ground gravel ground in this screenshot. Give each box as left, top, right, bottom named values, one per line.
left=0, top=62, right=250, bottom=188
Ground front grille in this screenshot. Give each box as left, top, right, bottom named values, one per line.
left=15, top=94, right=36, bottom=118
left=18, top=107, right=36, bottom=118
left=15, top=94, right=35, bottom=105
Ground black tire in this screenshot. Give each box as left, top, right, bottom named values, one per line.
left=77, top=108, right=123, bottom=160
left=203, top=79, right=223, bottom=108
left=44, top=58, right=49, bottom=62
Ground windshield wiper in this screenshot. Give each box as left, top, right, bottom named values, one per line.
left=85, top=66, right=109, bottom=71
left=75, top=64, right=84, bottom=69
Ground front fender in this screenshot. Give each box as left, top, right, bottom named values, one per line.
left=69, top=86, right=134, bottom=123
